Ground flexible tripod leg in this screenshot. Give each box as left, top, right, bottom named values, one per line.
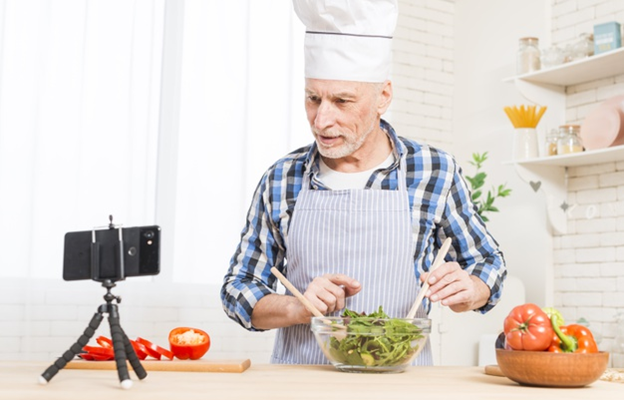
left=108, top=314, right=147, bottom=381
left=120, top=329, right=147, bottom=380
left=107, top=306, right=132, bottom=388
left=39, top=312, right=104, bottom=384
left=107, top=305, right=147, bottom=388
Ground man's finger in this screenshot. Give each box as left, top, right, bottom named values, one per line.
left=324, top=273, right=361, bottom=296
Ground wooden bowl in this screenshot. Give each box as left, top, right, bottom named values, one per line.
left=496, top=349, right=609, bottom=388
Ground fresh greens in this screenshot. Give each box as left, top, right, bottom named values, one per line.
left=327, top=306, right=425, bottom=367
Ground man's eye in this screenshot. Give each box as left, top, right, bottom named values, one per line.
left=307, top=95, right=320, bottom=103
left=336, top=98, right=348, bottom=104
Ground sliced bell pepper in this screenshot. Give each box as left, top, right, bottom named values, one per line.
left=79, top=352, right=114, bottom=361
left=95, top=336, right=113, bottom=349
left=137, top=337, right=174, bottom=360
left=547, top=315, right=598, bottom=353
left=82, top=345, right=115, bottom=360
left=130, top=339, right=149, bottom=360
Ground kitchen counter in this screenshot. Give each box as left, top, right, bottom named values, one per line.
left=1, top=361, right=621, bottom=400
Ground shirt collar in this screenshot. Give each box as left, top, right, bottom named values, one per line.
left=304, top=119, right=405, bottom=177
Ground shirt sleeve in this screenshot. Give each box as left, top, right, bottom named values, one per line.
left=440, top=160, right=507, bottom=313
left=220, top=170, right=285, bottom=331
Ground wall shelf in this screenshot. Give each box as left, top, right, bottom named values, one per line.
left=505, top=146, right=624, bottom=235
left=515, top=145, right=624, bottom=167
left=504, top=48, right=624, bottom=234
left=504, top=47, right=624, bottom=86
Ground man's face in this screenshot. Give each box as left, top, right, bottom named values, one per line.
left=304, top=79, right=383, bottom=159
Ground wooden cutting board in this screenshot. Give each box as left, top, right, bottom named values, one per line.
left=65, top=359, right=251, bottom=373
left=483, top=364, right=505, bottom=377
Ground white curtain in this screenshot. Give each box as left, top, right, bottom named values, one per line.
left=0, top=0, right=164, bottom=279
left=0, top=0, right=308, bottom=284
left=168, top=0, right=308, bottom=284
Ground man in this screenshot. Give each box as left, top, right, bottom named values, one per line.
left=221, top=0, right=506, bottom=365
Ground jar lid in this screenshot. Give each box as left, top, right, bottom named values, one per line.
left=519, top=37, right=539, bottom=43
left=547, top=129, right=561, bottom=137
left=559, top=124, right=581, bottom=134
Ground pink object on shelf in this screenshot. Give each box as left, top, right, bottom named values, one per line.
left=580, top=95, right=624, bottom=150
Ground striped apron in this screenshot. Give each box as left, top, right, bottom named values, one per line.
left=270, top=156, right=433, bottom=365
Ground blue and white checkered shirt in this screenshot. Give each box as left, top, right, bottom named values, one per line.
left=221, top=120, right=506, bottom=331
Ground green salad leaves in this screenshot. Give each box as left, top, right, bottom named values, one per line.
left=327, top=306, right=425, bottom=367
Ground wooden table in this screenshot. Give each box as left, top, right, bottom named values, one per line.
left=1, top=361, right=621, bottom=400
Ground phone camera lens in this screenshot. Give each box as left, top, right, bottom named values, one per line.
left=144, top=231, right=154, bottom=239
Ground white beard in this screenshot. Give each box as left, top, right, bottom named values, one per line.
left=314, top=120, right=376, bottom=159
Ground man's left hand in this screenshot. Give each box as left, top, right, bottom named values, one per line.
left=420, top=262, right=490, bottom=312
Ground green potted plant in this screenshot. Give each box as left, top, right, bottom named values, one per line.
left=464, top=152, right=512, bottom=222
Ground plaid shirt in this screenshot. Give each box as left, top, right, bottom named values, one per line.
left=221, top=120, right=506, bottom=331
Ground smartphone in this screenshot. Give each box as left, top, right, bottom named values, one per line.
left=62, top=225, right=160, bottom=281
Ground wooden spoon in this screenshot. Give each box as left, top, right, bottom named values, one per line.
left=406, top=237, right=452, bottom=319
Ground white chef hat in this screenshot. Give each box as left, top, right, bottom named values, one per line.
left=292, top=0, right=398, bottom=83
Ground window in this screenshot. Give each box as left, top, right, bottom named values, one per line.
left=0, top=0, right=308, bottom=284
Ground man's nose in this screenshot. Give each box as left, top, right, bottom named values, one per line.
left=313, top=101, right=335, bottom=130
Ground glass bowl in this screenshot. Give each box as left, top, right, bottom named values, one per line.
left=311, top=316, right=431, bottom=373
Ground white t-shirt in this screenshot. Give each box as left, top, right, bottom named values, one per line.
left=318, top=152, right=395, bottom=190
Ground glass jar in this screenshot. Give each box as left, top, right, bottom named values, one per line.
left=545, top=129, right=560, bottom=156
left=541, top=46, right=564, bottom=69
left=557, top=124, right=584, bottom=154
left=516, top=37, right=541, bottom=74
left=571, top=33, right=594, bottom=61
left=513, top=128, right=539, bottom=160
left=561, top=43, right=575, bottom=63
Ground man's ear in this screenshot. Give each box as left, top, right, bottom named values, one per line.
left=377, top=80, right=393, bottom=115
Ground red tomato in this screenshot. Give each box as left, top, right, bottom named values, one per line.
left=503, top=303, right=554, bottom=351
left=137, top=337, right=174, bottom=360
left=168, top=327, right=211, bottom=360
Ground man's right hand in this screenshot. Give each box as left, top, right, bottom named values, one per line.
left=303, top=273, right=361, bottom=315
left=250, top=273, right=361, bottom=330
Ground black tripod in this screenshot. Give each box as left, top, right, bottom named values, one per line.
left=39, top=279, right=147, bottom=389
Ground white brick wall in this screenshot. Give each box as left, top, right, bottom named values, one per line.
left=390, top=0, right=454, bottom=150
left=0, top=278, right=277, bottom=363
left=558, top=157, right=624, bottom=360
left=551, top=1, right=624, bottom=365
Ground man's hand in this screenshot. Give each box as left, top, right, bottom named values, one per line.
left=420, top=262, right=490, bottom=312
left=303, top=273, right=361, bottom=315
left=251, top=273, right=361, bottom=330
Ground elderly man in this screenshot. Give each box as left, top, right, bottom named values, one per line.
left=221, top=0, right=506, bottom=366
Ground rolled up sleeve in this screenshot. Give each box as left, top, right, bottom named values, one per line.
left=441, top=161, right=507, bottom=313
left=220, top=173, right=286, bottom=331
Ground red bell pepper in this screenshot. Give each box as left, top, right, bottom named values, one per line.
left=547, top=316, right=598, bottom=353
left=137, top=337, right=174, bottom=360
left=95, top=336, right=113, bottom=349
left=82, top=345, right=115, bottom=360
left=168, top=327, right=211, bottom=360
